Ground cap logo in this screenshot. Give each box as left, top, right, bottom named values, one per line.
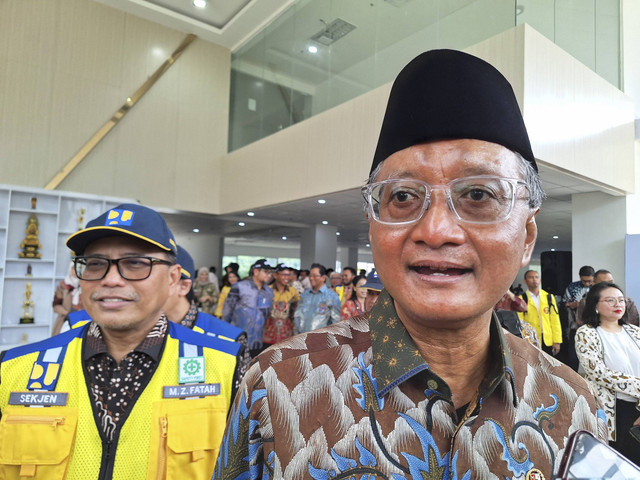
left=106, top=209, right=134, bottom=226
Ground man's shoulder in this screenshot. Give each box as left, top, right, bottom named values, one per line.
left=195, top=312, right=243, bottom=341
left=168, top=321, right=241, bottom=357
left=256, top=315, right=371, bottom=370
left=2, top=326, right=86, bottom=363
left=505, top=333, right=592, bottom=395
left=319, top=285, right=340, bottom=300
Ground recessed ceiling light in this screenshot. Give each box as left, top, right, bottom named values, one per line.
left=192, top=228, right=199, bottom=233
left=366, top=243, right=370, bottom=248
left=317, top=199, right=326, bottom=204
left=552, top=235, right=559, bottom=239
left=247, top=212, right=255, bottom=217
left=336, top=232, right=340, bottom=236
left=193, top=0, right=206, bottom=8
left=238, top=222, right=246, bottom=227
left=282, top=236, right=287, bottom=240
left=322, top=220, right=329, bottom=225
left=308, top=45, right=318, bottom=54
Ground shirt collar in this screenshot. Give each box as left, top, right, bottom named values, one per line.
left=310, top=284, right=328, bottom=295
left=83, top=314, right=168, bottom=363
left=179, top=301, right=199, bottom=329
left=370, top=290, right=517, bottom=404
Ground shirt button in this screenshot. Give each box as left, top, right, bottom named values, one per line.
left=427, top=379, right=438, bottom=390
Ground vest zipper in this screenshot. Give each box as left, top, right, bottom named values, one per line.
left=5, top=415, right=66, bottom=429
left=155, top=416, right=169, bottom=480
left=98, top=440, right=115, bottom=480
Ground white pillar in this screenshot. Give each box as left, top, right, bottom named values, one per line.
left=571, top=192, right=626, bottom=289
left=300, top=224, right=337, bottom=271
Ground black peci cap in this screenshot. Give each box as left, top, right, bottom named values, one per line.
left=371, top=49, right=536, bottom=175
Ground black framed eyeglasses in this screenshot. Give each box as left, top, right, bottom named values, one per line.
left=361, top=175, right=529, bottom=225
left=73, top=256, right=174, bottom=281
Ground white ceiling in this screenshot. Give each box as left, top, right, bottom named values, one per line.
left=94, top=0, right=294, bottom=51
left=105, top=0, right=610, bottom=262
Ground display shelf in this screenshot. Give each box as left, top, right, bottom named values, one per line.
left=4, top=276, right=55, bottom=280
left=2, top=324, right=49, bottom=329
left=0, top=184, right=135, bottom=348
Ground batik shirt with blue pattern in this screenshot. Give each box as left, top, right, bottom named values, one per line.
left=214, top=290, right=607, bottom=480
left=223, top=278, right=273, bottom=351
left=294, top=284, right=341, bottom=334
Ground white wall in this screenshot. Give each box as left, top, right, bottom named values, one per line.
left=174, top=233, right=223, bottom=273
left=621, top=0, right=640, bottom=235
left=571, top=192, right=627, bottom=290
left=0, top=0, right=230, bottom=214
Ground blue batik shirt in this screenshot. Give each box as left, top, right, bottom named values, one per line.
left=294, top=284, right=341, bottom=333
left=223, top=278, right=273, bottom=350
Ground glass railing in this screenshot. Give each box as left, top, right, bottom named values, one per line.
left=228, top=0, right=620, bottom=152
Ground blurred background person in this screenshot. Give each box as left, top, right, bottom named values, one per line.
left=518, top=270, right=561, bottom=356
left=193, top=266, right=218, bottom=314
left=562, top=265, right=595, bottom=370
left=576, top=282, right=640, bottom=465
left=263, top=263, right=299, bottom=348
left=294, top=263, right=340, bottom=333
left=341, top=275, right=367, bottom=320
left=224, top=259, right=274, bottom=357
left=576, top=269, right=639, bottom=327
left=290, top=268, right=304, bottom=295
left=51, top=261, right=83, bottom=335
left=299, top=269, right=311, bottom=290
left=362, top=269, right=383, bottom=312
left=215, top=271, right=240, bottom=318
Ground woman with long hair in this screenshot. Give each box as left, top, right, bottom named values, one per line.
left=214, top=271, right=239, bottom=319
left=340, top=275, right=367, bottom=320
left=575, top=282, right=640, bottom=464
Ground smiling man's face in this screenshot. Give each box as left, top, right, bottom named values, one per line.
left=80, top=236, right=180, bottom=335
left=369, top=138, right=537, bottom=329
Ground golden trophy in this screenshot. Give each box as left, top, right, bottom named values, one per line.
left=18, top=214, right=42, bottom=259
left=31, top=196, right=37, bottom=209
left=77, top=208, right=86, bottom=231
left=20, top=282, right=35, bottom=324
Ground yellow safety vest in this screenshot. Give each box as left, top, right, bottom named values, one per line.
left=0, top=322, right=238, bottom=480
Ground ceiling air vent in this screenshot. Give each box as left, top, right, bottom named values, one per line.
left=311, top=18, right=356, bottom=46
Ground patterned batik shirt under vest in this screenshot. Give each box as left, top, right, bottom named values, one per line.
left=214, top=290, right=607, bottom=480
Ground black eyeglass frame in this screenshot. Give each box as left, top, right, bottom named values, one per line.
left=73, top=255, right=175, bottom=281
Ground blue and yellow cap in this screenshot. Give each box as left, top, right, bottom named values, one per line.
left=363, top=269, right=383, bottom=292
left=66, top=203, right=177, bottom=255
left=176, top=245, right=195, bottom=280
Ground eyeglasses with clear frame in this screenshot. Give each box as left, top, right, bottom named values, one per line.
left=599, top=297, right=626, bottom=307
left=73, top=256, right=174, bottom=281
left=361, top=175, right=529, bottom=225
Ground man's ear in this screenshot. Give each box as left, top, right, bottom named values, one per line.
left=168, top=263, right=182, bottom=288
left=521, top=209, right=538, bottom=267
left=178, top=279, right=192, bottom=296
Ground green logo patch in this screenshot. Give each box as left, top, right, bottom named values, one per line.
left=179, top=356, right=205, bottom=384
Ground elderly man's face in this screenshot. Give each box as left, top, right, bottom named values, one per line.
left=368, top=139, right=537, bottom=327
left=80, top=236, right=180, bottom=334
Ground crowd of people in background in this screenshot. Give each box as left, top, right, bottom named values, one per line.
left=175, top=259, right=384, bottom=359
left=492, top=263, right=640, bottom=463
